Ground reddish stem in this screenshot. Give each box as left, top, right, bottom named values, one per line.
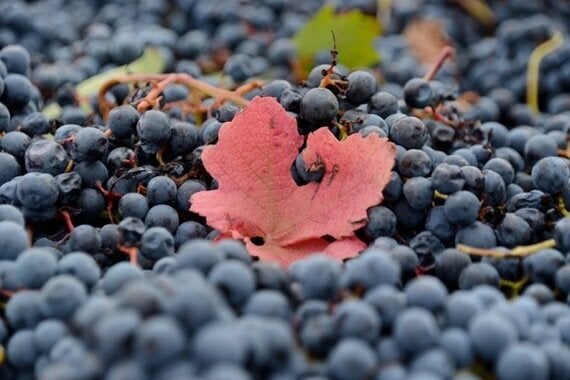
left=119, top=245, right=139, bottom=266
left=94, top=181, right=122, bottom=224
left=106, top=203, right=116, bottom=225
left=0, top=289, right=15, bottom=298
left=415, top=264, right=435, bottom=276
left=94, top=181, right=122, bottom=200
left=423, top=46, right=455, bottom=81
left=57, top=135, right=76, bottom=145
left=57, top=209, right=75, bottom=233
left=121, top=157, right=138, bottom=168
left=136, top=183, right=147, bottom=195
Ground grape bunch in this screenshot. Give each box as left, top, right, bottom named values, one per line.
left=0, top=0, right=569, bottom=379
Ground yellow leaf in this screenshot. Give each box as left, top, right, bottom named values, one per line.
left=42, top=47, right=166, bottom=118
left=293, top=4, right=381, bottom=73
left=76, top=47, right=165, bottom=96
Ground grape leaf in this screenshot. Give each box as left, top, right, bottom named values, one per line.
left=292, top=4, right=381, bottom=72
left=190, top=97, right=395, bottom=267
left=42, top=47, right=166, bottom=119
left=404, top=19, right=451, bottom=67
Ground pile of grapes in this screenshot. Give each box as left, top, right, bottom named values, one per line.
left=0, top=0, right=569, bottom=379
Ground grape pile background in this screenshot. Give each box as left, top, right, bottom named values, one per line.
left=0, top=1, right=569, bottom=379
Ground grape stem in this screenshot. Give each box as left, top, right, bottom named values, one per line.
left=455, top=0, right=496, bottom=28
left=334, top=122, right=348, bottom=141
left=433, top=190, right=448, bottom=200
left=415, top=264, right=435, bottom=276
left=94, top=181, right=122, bottom=224
left=318, top=32, right=349, bottom=93
left=119, top=245, right=139, bottom=266
left=423, top=46, right=455, bottom=81
left=0, top=289, right=14, bottom=298
left=526, top=31, right=563, bottom=113
left=57, top=209, right=75, bottom=233
left=557, top=194, right=570, bottom=217
left=500, top=276, right=529, bottom=299
left=98, top=73, right=255, bottom=119
left=456, top=239, right=556, bottom=259
left=64, top=159, right=74, bottom=173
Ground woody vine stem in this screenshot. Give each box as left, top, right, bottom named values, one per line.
left=98, top=73, right=262, bottom=120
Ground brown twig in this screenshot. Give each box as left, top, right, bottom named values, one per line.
left=318, top=31, right=349, bottom=93
left=98, top=73, right=253, bottom=120
left=234, top=80, right=265, bottom=96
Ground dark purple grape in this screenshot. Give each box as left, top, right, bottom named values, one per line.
left=24, top=140, right=69, bottom=176
left=0, top=152, right=20, bottom=186
left=108, top=105, right=139, bottom=139
left=389, top=116, right=428, bottom=149
left=368, top=91, right=399, bottom=119
left=345, top=70, right=376, bottom=105
left=1, top=74, right=33, bottom=109
left=0, top=45, right=31, bottom=75
left=71, top=127, right=109, bottom=162
left=136, top=110, right=171, bottom=154
left=403, top=78, right=433, bottom=109
left=299, top=88, right=339, bottom=126
left=16, top=172, right=59, bottom=210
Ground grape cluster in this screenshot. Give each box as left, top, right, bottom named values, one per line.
left=0, top=0, right=569, bottom=379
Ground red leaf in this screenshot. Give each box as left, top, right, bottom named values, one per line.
left=191, top=97, right=396, bottom=267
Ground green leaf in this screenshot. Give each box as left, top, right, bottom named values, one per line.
left=292, top=4, right=381, bottom=73
left=42, top=47, right=166, bottom=118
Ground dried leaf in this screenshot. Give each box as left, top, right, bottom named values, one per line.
left=191, top=97, right=395, bottom=267
left=293, top=4, right=381, bottom=73
left=404, top=19, right=451, bottom=67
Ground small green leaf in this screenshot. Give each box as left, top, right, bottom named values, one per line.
left=293, top=4, right=381, bottom=73
left=42, top=47, right=166, bottom=118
